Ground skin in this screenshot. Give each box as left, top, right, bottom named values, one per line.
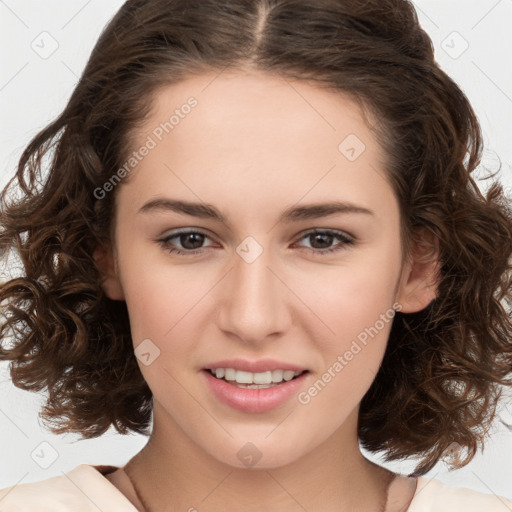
left=94, top=69, right=440, bottom=511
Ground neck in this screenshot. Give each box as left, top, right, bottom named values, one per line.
left=122, top=402, right=397, bottom=512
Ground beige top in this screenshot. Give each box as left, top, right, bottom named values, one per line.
left=0, top=464, right=511, bottom=511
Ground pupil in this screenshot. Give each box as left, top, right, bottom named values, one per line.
left=182, top=233, right=204, bottom=250
left=311, top=233, right=333, bottom=249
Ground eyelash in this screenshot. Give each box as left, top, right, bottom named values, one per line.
left=157, top=229, right=355, bottom=256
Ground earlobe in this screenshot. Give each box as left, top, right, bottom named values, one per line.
left=396, top=228, right=442, bottom=314
left=93, top=242, right=125, bottom=301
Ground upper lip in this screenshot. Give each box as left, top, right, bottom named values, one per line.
left=204, top=358, right=308, bottom=373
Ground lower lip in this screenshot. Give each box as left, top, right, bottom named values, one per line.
left=202, top=370, right=310, bottom=413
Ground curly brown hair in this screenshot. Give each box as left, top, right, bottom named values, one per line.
left=1, top=0, right=511, bottom=477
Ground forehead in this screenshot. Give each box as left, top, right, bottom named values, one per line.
left=140, top=69, right=379, bottom=157
left=121, top=69, right=395, bottom=222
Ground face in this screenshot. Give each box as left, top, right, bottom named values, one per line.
left=97, top=69, right=437, bottom=470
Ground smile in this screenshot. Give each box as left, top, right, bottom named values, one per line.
left=202, top=369, right=310, bottom=413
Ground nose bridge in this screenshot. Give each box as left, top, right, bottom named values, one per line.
left=216, top=243, right=289, bottom=343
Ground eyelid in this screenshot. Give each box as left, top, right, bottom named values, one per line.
left=157, top=227, right=355, bottom=256
left=294, top=227, right=354, bottom=243
left=159, top=228, right=217, bottom=247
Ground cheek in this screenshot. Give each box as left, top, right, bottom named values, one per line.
left=296, top=251, right=401, bottom=396
left=301, top=254, right=401, bottom=345
left=116, top=240, right=205, bottom=342
left=119, top=239, right=401, bottom=351
left=119, top=267, right=206, bottom=397
left=297, top=276, right=396, bottom=426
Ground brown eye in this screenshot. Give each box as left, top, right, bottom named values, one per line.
left=294, top=229, right=354, bottom=255
left=177, top=232, right=206, bottom=250
left=158, top=230, right=214, bottom=255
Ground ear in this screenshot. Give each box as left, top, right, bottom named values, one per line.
left=93, top=241, right=125, bottom=301
left=396, top=227, right=442, bottom=314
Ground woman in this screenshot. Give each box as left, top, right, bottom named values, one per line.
left=1, top=0, right=511, bottom=510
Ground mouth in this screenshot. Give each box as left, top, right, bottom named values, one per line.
left=201, top=367, right=311, bottom=413
left=203, top=368, right=310, bottom=389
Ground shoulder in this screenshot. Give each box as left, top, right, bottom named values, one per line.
left=0, top=464, right=139, bottom=512
left=408, top=476, right=512, bottom=511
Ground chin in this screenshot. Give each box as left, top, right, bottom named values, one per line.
left=206, top=436, right=309, bottom=471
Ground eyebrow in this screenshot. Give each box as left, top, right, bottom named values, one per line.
left=138, top=198, right=374, bottom=223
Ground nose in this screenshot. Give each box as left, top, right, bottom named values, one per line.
left=215, top=246, right=292, bottom=345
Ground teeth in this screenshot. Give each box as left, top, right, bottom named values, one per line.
left=210, top=368, right=303, bottom=384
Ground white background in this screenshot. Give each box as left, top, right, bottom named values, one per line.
left=0, top=0, right=511, bottom=501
